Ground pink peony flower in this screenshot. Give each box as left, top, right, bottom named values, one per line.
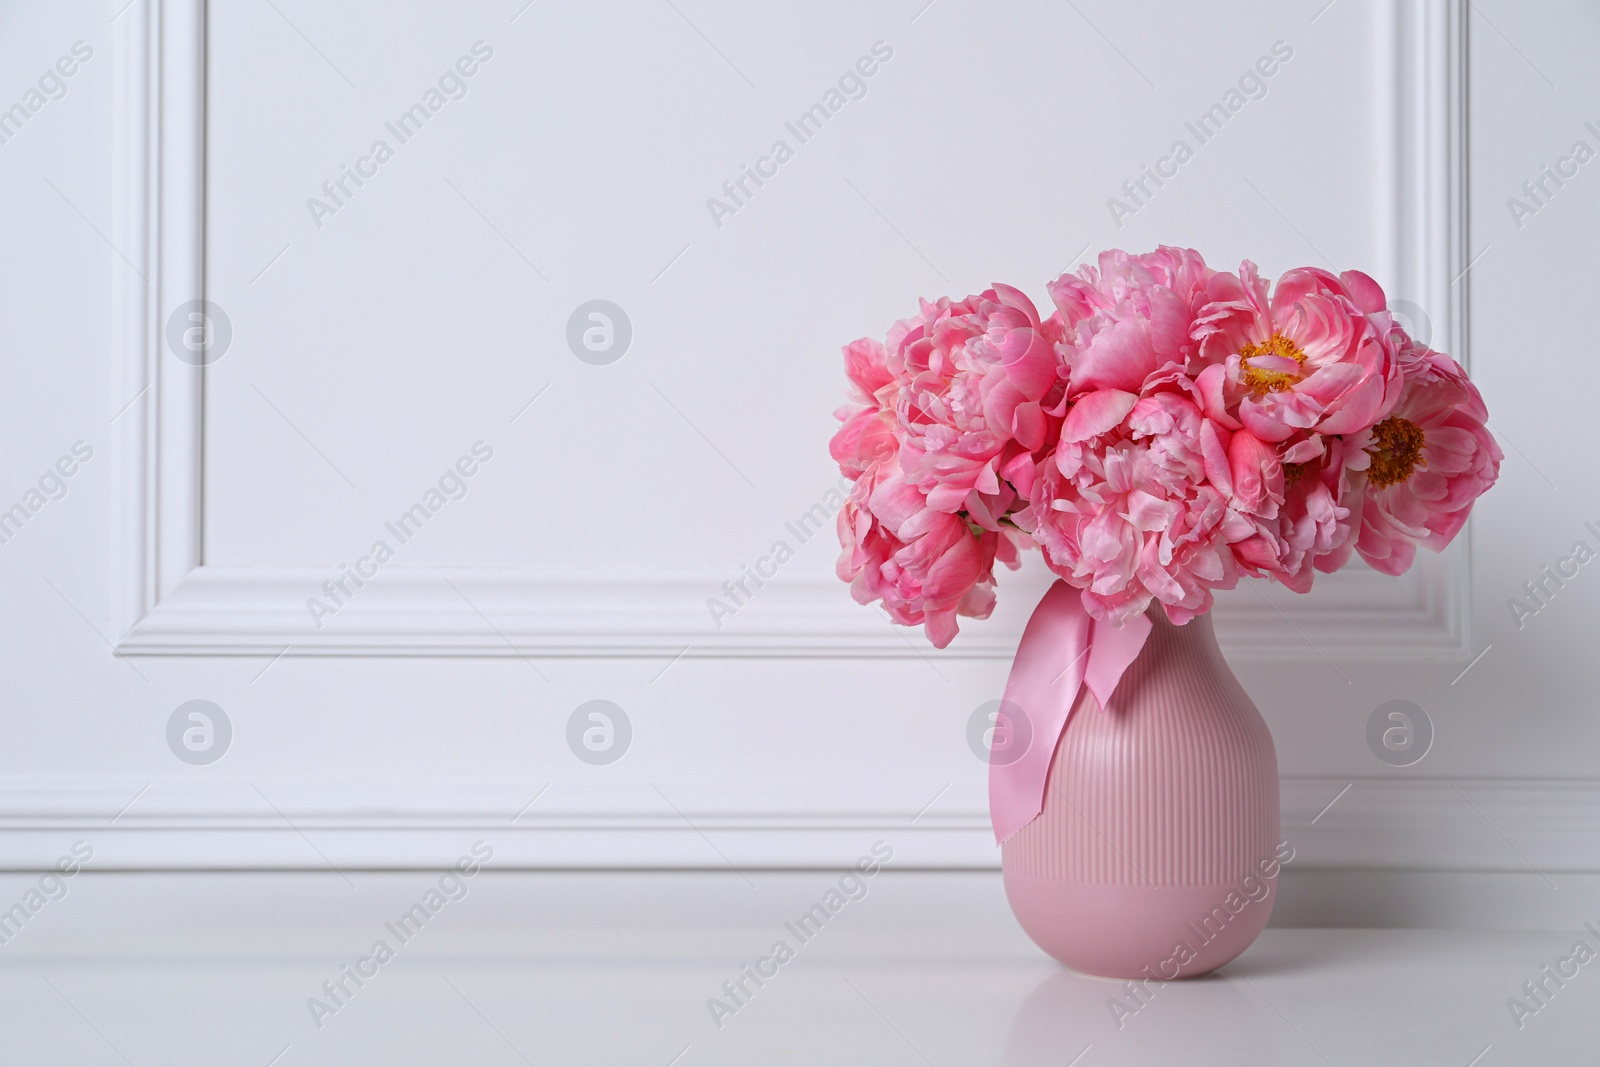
left=1192, top=263, right=1403, bottom=444
left=829, top=337, right=898, bottom=480
left=1215, top=427, right=1357, bottom=592
left=1345, top=339, right=1502, bottom=575
left=836, top=465, right=1019, bottom=648
left=829, top=287, right=1051, bottom=647
left=889, top=285, right=1067, bottom=524
left=1025, top=248, right=1264, bottom=619
left=1019, top=383, right=1251, bottom=624
left=1047, top=246, right=1218, bottom=395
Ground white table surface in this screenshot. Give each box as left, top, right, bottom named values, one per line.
left=0, top=871, right=1595, bottom=1065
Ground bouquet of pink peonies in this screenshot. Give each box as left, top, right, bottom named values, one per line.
left=830, top=246, right=1502, bottom=647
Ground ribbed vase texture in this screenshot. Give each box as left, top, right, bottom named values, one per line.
left=1001, top=607, right=1280, bottom=979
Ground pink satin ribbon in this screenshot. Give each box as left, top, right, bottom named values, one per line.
left=988, top=581, right=1152, bottom=844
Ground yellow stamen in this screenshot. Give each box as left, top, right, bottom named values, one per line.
left=1239, top=333, right=1307, bottom=395
left=1366, top=417, right=1426, bottom=488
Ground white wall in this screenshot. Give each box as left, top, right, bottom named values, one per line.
left=2, top=0, right=1597, bottom=917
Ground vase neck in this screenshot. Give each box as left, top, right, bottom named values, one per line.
left=1139, top=605, right=1222, bottom=664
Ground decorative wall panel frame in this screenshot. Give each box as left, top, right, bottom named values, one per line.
left=114, top=0, right=1471, bottom=664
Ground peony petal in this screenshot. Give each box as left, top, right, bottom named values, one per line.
left=1227, top=429, right=1283, bottom=516
left=1125, top=490, right=1179, bottom=531
left=1064, top=389, right=1139, bottom=442
left=1339, top=269, right=1388, bottom=314
left=1282, top=436, right=1325, bottom=464
left=1195, top=363, right=1242, bottom=429
left=842, top=337, right=894, bottom=397
left=1315, top=373, right=1386, bottom=434
left=1073, top=317, right=1160, bottom=393
left=1010, top=401, right=1047, bottom=451
left=1200, top=419, right=1234, bottom=495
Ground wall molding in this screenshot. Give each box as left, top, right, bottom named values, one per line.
left=110, top=555, right=1466, bottom=659
left=1, top=776, right=1593, bottom=874
left=111, top=0, right=1474, bottom=661
left=113, top=0, right=206, bottom=644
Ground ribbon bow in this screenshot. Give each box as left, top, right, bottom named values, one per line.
left=988, top=581, right=1153, bottom=844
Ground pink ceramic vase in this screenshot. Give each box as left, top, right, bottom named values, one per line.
left=1001, top=606, right=1281, bottom=979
